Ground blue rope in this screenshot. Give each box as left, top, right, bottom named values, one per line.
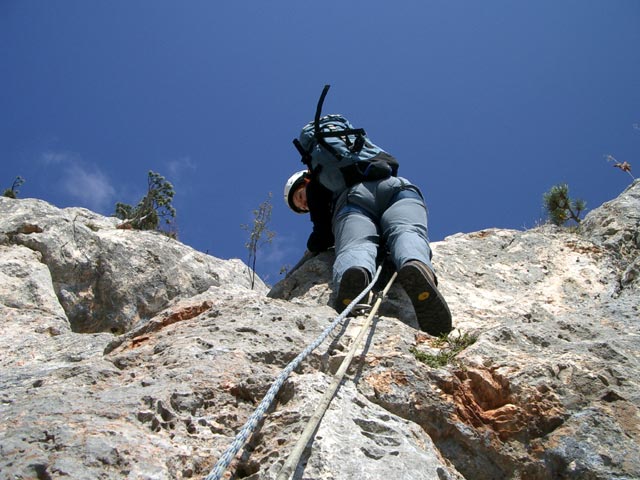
left=204, top=266, right=382, bottom=480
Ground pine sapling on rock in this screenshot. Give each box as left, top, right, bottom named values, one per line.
left=115, top=171, right=177, bottom=235
left=543, top=183, right=586, bottom=226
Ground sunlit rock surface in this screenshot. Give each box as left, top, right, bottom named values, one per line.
left=1, top=180, right=638, bottom=479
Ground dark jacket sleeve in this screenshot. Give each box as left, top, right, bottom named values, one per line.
left=306, top=179, right=335, bottom=253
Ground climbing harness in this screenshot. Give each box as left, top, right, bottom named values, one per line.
left=204, top=265, right=384, bottom=480
left=276, top=271, right=397, bottom=480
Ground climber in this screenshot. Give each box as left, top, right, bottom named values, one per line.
left=284, top=167, right=452, bottom=337
left=284, top=85, right=452, bottom=336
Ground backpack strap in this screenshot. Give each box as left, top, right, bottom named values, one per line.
left=293, top=138, right=312, bottom=167
left=292, top=85, right=368, bottom=169
left=313, top=85, right=367, bottom=158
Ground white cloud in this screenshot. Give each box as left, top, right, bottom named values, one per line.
left=61, top=165, right=116, bottom=212
left=42, top=151, right=116, bottom=213
left=167, top=156, right=197, bottom=178
left=42, top=151, right=80, bottom=165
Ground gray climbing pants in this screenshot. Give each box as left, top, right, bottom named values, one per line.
left=332, top=176, right=434, bottom=286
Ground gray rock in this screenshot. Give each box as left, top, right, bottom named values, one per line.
left=581, top=178, right=640, bottom=255
left=0, top=197, right=264, bottom=333
left=1, top=182, right=638, bottom=480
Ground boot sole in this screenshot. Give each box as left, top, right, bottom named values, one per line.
left=398, top=263, right=452, bottom=336
left=336, top=268, right=370, bottom=314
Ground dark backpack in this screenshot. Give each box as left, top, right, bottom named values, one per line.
left=293, top=85, right=399, bottom=195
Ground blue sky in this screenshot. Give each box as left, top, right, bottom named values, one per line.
left=2, top=1, right=639, bottom=285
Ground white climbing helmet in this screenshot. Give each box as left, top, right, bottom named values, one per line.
left=284, top=170, right=309, bottom=213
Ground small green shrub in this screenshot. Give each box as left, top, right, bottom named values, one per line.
left=410, top=332, right=477, bottom=368
left=543, top=184, right=586, bottom=226
left=3, top=176, right=25, bottom=199
left=115, top=171, right=176, bottom=234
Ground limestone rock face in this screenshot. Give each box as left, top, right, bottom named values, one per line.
left=0, top=198, right=261, bottom=333
left=581, top=179, right=640, bottom=298
left=1, top=181, right=638, bottom=480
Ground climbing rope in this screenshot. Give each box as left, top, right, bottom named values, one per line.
left=204, top=265, right=383, bottom=480
left=276, top=271, right=397, bottom=480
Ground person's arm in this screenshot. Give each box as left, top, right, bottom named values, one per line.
left=306, top=179, right=334, bottom=253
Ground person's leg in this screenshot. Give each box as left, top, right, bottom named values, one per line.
left=381, top=194, right=452, bottom=336
left=332, top=205, right=378, bottom=311
left=380, top=195, right=433, bottom=271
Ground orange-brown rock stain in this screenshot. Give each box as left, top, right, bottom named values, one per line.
left=441, top=366, right=566, bottom=443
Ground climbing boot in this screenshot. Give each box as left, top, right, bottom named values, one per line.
left=336, top=267, right=370, bottom=314
left=398, top=260, right=452, bottom=336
